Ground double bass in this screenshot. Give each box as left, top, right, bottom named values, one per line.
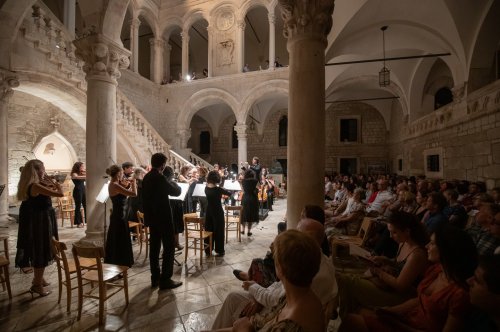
left=258, top=183, right=268, bottom=202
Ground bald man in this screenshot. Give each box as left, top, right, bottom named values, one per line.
left=210, top=218, right=337, bottom=330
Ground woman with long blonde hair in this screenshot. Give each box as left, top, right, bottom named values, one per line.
left=15, top=159, right=63, bottom=297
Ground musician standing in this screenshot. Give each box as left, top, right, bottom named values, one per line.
left=241, top=169, right=259, bottom=236
left=71, top=162, right=86, bottom=228
left=249, top=156, right=262, bottom=181
left=121, top=161, right=134, bottom=182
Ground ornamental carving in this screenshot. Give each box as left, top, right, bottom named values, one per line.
left=216, top=10, right=235, bottom=31
left=73, top=34, right=130, bottom=81
left=278, top=0, right=335, bottom=39
left=216, top=38, right=235, bottom=67
left=0, top=70, right=20, bottom=101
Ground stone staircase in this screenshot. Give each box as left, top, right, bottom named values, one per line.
left=16, top=1, right=212, bottom=172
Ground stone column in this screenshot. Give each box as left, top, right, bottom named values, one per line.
left=268, top=12, right=276, bottom=70
left=234, top=124, right=248, bottom=166
left=129, top=18, right=140, bottom=72
left=181, top=31, right=189, bottom=79
left=164, top=44, right=172, bottom=82
left=149, top=38, right=165, bottom=84
left=207, top=26, right=213, bottom=77
left=74, top=34, right=130, bottom=246
left=63, top=0, right=76, bottom=38
left=177, top=128, right=192, bottom=158
left=0, top=70, right=19, bottom=225
left=236, top=20, right=246, bottom=73
left=280, top=0, right=335, bottom=229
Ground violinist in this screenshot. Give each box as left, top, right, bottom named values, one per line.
left=71, top=162, right=86, bottom=228
left=121, top=161, right=134, bottom=188
left=241, top=169, right=259, bottom=236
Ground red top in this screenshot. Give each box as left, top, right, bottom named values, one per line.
left=364, top=264, right=471, bottom=332
left=367, top=191, right=379, bottom=204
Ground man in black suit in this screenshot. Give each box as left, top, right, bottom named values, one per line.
left=250, top=156, right=261, bottom=181
left=142, top=153, right=182, bottom=289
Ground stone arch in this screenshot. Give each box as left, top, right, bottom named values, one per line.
left=101, top=0, right=130, bottom=44
left=239, top=0, right=270, bottom=18
left=238, top=79, right=288, bottom=123
left=210, top=2, right=237, bottom=17
left=178, top=88, right=239, bottom=130
left=137, top=6, right=159, bottom=37
left=14, top=73, right=87, bottom=129
left=182, top=9, right=209, bottom=31
left=161, top=16, right=184, bottom=40
left=32, top=131, right=78, bottom=171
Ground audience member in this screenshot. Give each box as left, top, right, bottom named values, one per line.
left=366, top=179, right=393, bottom=216
left=340, top=225, right=478, bottom=332
left=467, top=203, right=500, bottom=255
left=421, top=192, right=448, bottom=233
left=337, top=211, right=429, bottom=318
left=443, top=188, right=468, bottom=228
left=325, top=186, right=365, bottom=238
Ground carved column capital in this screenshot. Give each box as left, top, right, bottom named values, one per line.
left=236, top=20, right=246, bottom=30
left=268, top=13, right=276, bottom=25
left=0, top=69, right=20, bottom=102
left=452, top=82, right=467, bottom=102
left=166, top=44, right=172, bottom=52
left=207, top=25, right=215, bottom=35
left=234, top=124, right=248, bottom=139
left=74, top=34, right=131, bottom=83
left=129, top=18, right=141, bottom=30
left=278, top=0, right=335, bottom=40
left=180, top=31, right=190, bottom=43
left=149, top=38, right=166, bottom=48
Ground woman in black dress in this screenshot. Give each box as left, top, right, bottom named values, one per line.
left=71, top=162, right=86, bottom=228
left=15, top=159, right=63, bottom=297
left=204, top=170, right=232, bottom=256
left=241, top=169, right=259, bottom=236
left=104, top=165, right=137, bottom=267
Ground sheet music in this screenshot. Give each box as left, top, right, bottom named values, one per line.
left=192, top=183, right=206, bottom=197
left=169, top=182, right=189, bottom=200
left=96, top=181, right=110, bottom=203
left=223, top=180, right=241, bottom=191
left=349, top=243, right=371, bottom=259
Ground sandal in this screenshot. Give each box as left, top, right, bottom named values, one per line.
left=21, top=267, right=33, bottom=274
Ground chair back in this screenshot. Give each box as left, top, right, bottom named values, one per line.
left=137, top=211, right=144, bottom=223
left=52, top=239, right=70, bottom=271
left=0, top=235, right=9, bottom=260
left=184, top=213, right=204, bottom=236
left=358, top=217, right=374, bottom=245
left=72, top=244, right=104, bottom=282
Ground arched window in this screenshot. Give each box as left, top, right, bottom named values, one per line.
left=279, top=116, right=288, bottom=146
left=232, top=122, right=238, bottom=149
left=200, top=131, right=210, bottom=154
left=434, top=87, right=453, bottom=109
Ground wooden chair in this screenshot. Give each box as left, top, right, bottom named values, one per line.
left=128, top=220, right=142, bottom=257
left=58, top=196, right=75, bottom=228
left=225, top=205, right=242, bottom=243
left=331, top=217, right=374, bottom=257
left=72, top=243, right=129, bottom=325
left=52, top=239, right=96, bottom=312
left=136, top=211, right=150, bottom=259
left=0, top=235, right=12, bottom=299
left=183, top=213, right=213, bottom=265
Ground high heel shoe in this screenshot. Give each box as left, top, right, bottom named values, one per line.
left=29, top=285, right=51, bottom=298
left=32, top=280, right=51, bottom=287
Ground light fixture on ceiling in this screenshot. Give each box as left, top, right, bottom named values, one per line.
left=379, top=25, right=390, bottom=87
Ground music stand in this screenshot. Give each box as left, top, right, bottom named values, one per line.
left=96, top=181, right=110, bottom=247
left=223, top=180, right=241, bottom=207
left=169, top=182, right=189, bottom=201
left=192, top=183, right=206, bottom=197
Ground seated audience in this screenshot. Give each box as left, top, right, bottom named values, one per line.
left=465, top=255, right=500, bottom=331
left=414, top=189, right=429, bottom=222
left=462, top=182, right=482, bottom=211
left=325, top=186, right=365, bottom=238
left=365, top=182, right=379, bottom=204
left=338, top=211, right=429, bottom=318
left=490, top=187, right=500, bottom=204
left=467, top=203, right=500, bottom=255
left=340, top=225, right=478, bottom=332
left=366, top=179, right=393, bottom=216
left=443, top=188, right=468, bottom=228
left=489, top=209, right=500, bottom=254
left=397, top=191, right=418, bottom=214
left=211, top=220, right=336, bottom=331
left=421, top=192, right=448, bottom=233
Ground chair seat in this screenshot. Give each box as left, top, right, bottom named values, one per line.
left=82, top=264, right=128, bottom=282
left=65, top=257, right=97, bottom=273
left=0, top=256, right=8, bottom=266
left=128, top=221, right=140, bottom=227
left=187, top=230, right=212, bottom=239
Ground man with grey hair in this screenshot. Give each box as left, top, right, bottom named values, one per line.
left=210, top=218, right=337, bottom=330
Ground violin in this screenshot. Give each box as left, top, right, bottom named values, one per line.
left=258, top=183, right=268, bottom=202
left=40, top=173, right=59, bottom=190
left=119, top=175, right=132, bottom=189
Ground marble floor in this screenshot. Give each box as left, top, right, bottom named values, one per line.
left=0, top=199, right=292, bottom=331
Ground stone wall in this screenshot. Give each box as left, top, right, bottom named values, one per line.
left=8, top=91, right=85, bottom=203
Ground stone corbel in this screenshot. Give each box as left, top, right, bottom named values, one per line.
left=268, top=13, right=276, bottom=25
left=73, top=34, right=131, bottom=82
left=278, top=0, right=335, bottom=39
left=451, top=82, right=467, bottom=102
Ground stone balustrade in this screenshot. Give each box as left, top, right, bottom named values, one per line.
left=188, top=152, right=214, bottom=170
left=116, top=93, right=194, bottom=173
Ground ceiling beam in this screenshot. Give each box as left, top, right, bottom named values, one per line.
left=325, top=52, right=451, bottom=66
left=326, top=96, right=400, bottom=103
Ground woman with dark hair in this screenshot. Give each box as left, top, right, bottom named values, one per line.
left=338, top=211, right=429, bottom=317
left=240, top=169, right=259, bottom=236
left=414, top=189, right=429, bottom=222
left=204, top=170, right=232, bottom=257
left=341, top=225, right=478, bottom=332
left=71, top=161, right=86, bottom=228
left=104, top=164, right=137, bottom=267
left=163, top=166, right=184, bottom=251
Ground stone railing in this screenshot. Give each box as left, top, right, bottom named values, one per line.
left=19, top=2, right=87, bottom=90
left=116, top=92, right=194, bottom=173
left=466, top=80, right=500, bottom=118
left=188, top=152, right=214, bottom=170
left=405, top=103, right=455, bottom=137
